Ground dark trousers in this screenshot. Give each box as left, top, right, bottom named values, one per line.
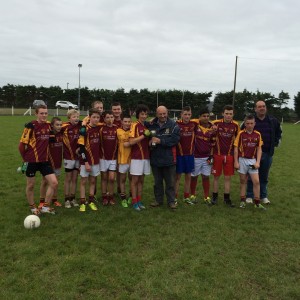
left=151, top=165, right=176, bottom=205
left=247, top=152, right=273, bottom=199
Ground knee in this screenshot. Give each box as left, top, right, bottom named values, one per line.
left=240, top=178, right=247, bottom=185
left=27, top=182, right=35, bottom=191
left=51, top=179, right=58, bottom=189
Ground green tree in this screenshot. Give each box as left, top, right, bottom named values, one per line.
left=278, top=90, right=290, bottom=107
left=212, top=91, right=233, bottom=117
left=294, top=92, right=300, bottom=119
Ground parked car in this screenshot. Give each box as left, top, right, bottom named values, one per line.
left=32, top=99, right=46, bottom=108
left=55, top=101, right=78, bottom=109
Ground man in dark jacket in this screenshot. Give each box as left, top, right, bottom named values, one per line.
left=242, top=100, right=282, bottom=204
left=146, top=106, right=180, bottom=209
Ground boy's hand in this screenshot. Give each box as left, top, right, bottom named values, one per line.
left=206, top=155, right=214, bottom=165
left=253, top=162, right=260, bottom=169
left=234, top=162, right=239, bottom=170
left=85, top=162, right=91, bottom=172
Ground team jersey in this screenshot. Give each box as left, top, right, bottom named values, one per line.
left=212, top=119, right=240, bottom=156
left=194, top=122, right=216, bottom=158
left=48, top=132, right=63, bottom=169
left=113, top=119, right=122, bottom=128
left=234, top=129, right=263, bottom=159
left=129, top=121, right=150, bottom=160
left=176, top=120, right=197, bottom=156
left=100, top=124, right=118, bottom=160
left=117, top=128, right=131, bottom=164
left=78, top=124, right=102, bottom=165
left=20, top=120, right=51, bottom=163
left=61, top=122, right=81, bottom=160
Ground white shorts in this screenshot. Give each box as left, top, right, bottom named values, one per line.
left=64, top=159, right=80, bottom=170
left=191, top=157, right=212, bottom=177
left=130, top=159, right=151, bottom=176
left=54, top=168, right=61, bottom=176
left=119, top=164, right=130, bottom=174
left=238, top=157, right=258, bottom=175
left=100, top=159, right=117, bottom=172
left=80, top=164, right=100, bottom=178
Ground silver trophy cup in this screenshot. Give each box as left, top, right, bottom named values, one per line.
left=150, top=130, right=157, bottom=146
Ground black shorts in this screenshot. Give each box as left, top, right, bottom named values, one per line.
left=26, top=162, right=54, bottom=178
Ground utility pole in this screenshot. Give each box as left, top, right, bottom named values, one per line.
left=78, top=64, right=82, bottom=110
left=232, top=56, right=238, bottom=108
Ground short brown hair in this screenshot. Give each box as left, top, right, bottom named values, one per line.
left=35, top=104, right=47, bottom=113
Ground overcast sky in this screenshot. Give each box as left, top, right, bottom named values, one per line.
left=1, top=0, right=299, bottom=107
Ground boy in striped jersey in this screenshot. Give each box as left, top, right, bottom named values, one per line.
left=129, top=104, right=151, bottom=211
left=77, top=109, right=102, bottom=212
left=190, top=108, right=215, bottom=204
left=211, top=105, right=239, bottom=207
left=100, top=111, right=118, bottom=206
left=234, top=114, right=265, bottom=209
left=175, top=106, right=197, bottom=205
left=19, top=105, right=58, bottom=215
left=39, top=117, right=63, bottom=208
left=61, top=109, right=81, bottom=208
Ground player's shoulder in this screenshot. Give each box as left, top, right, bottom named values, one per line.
left=212, top=119, right=222, bottom=124
left=253, top=129, right=262, bottom=136
left=232, top=120, right=240, bottom=126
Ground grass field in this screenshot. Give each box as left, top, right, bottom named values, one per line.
left=0, top=116, right=299, bottom=299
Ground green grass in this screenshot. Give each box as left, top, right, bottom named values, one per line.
left=0, top=116, right=299, bottom=299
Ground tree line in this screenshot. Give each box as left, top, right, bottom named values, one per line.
left=0, top=84, right=298, bottom=121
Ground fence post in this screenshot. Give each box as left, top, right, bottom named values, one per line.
left=12, top=106, right=14, bottom=116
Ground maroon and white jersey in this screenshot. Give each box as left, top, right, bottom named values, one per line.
left=48, top=131, right=63, bottom=169
left=212, top=119, right=239, bottom=156
left=234, top=129, right=263, bottom=159
left=129, top=121, right=150, bottom=160
left=20, top=121, right=51, bottom=163
left=61, top=122, right=81, bottom=160
left=194, top=122, right=216, bottom=158
left=176, top=120, right=197, bottom=156
left=100, top=124, right=118, bottom=160
left=78, top=124, right=102, bottom=165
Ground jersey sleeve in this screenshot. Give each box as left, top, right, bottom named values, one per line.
left=20, top=128, right=31, bottom=144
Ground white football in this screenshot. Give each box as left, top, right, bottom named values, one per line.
left=24, top=215, right=41, bottom=229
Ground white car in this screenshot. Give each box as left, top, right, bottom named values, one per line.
left=55, top=101, right=78, bottom=109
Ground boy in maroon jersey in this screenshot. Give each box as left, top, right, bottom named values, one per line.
left=81, top=100, right=104, bottom=199
left=18, top=105, right=58, bottom=215
left=211, top=105, right=239, bottom=207
left=100, top=111, right=118, bottom=206
left=175, top=106, right=197, bottom=205
left=61, top=109, right=81, bottom=208
left=129, top=104, right=151, bottom=211
left=234, top=115, right=265, bottom=209
left=190, top=108, right=216, bottom=204
left=78, top=109, right=102, bottom=212
left=39, top=117, right=63, bottom=208
left=111, top=102, right=122, bottom=128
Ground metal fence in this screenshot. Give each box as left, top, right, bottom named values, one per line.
left=0, top=107, right=89, bottom=116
